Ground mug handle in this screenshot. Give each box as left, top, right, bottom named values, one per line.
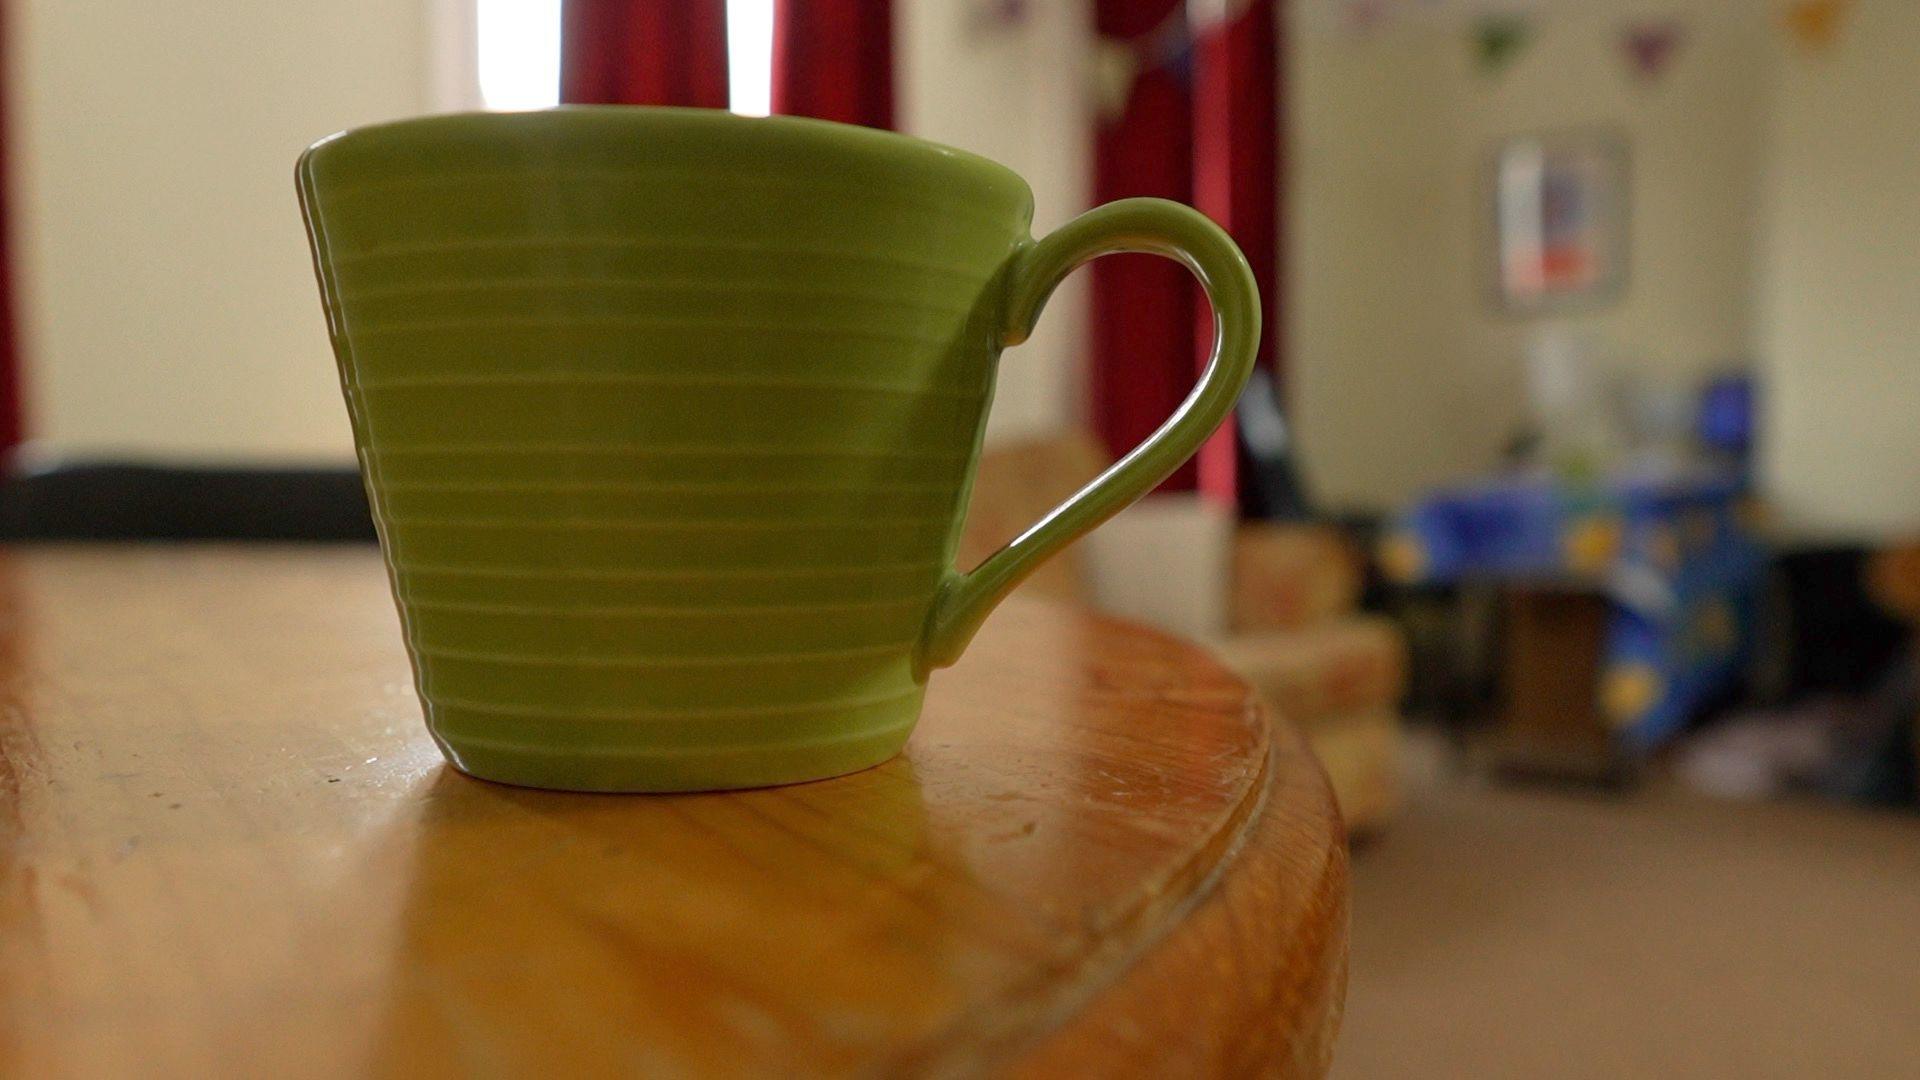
left=915, top=197, right=1260, bottom=674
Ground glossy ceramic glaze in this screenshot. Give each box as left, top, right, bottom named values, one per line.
left=298, top=107, right=1258, bottom=791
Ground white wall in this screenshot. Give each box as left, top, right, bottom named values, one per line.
left=1759, top=0, right=1920, bottom=541
left=1290, top=1, right=1771, bottom=511
left=10, top=0, right=446, bottom=461
left=898, top=0, right=1092, bottom=444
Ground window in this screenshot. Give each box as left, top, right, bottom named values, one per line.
left=476, top=0, right=561, bottom=111
left=726, top=0, right=774, bottom=117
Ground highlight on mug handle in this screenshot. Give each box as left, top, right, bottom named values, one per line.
left=914, top=197, right=1260, bottom=675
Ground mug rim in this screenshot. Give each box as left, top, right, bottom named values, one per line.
left=302, top=105, right=1032, bottom=209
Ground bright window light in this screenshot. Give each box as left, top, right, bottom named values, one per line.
left=477, top=0, right=561, bottom=111
left=728, top=0, right=775, bottom=116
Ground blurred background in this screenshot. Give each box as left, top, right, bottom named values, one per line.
left=2, top=0, right=1917, bottom=1074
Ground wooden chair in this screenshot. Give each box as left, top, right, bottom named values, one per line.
left=962, top=433, right=1408, bottom=834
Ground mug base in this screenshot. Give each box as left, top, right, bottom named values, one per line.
left=431, top=719, right=917, bottom=794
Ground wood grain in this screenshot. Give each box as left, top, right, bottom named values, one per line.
left=0, top=547, right=1345, bottom=1077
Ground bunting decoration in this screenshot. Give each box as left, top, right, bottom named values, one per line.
left=965, top=0, right=1028, bottom=40
left=1090, top=0, right=1257, bottom=120
left=1343, top=0, right=1394, bottom=36
left=1621, top=20, right=1686, bottom=83
left=1292, top=0, right=1866, bottom=79
left=1092, top=38, right=1142, bottom=120
left=1472, top=15, right=1533, bottom=78
left=1782, top=0, right=1852, bottom=54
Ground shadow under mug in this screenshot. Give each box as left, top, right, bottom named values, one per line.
left=298, top=107, right=1257, bottom=792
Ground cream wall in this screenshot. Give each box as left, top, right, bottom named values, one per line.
left=11, top=1, right=1082, bottom=460
left=898, top=0, right=1092, bottom=444
left=1290, top=1, right=1771, bottom=512
left=10, top=0, right=446, bottom=461
left=1759, top=0, right=1920, bottom=540
left=1289, top=26, right=1457, bottom=509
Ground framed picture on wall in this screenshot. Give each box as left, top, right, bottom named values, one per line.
left=1491, top=131, right=1629, bottom=314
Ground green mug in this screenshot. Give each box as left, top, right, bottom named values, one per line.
left=298, top=107, right=1257, bottom=792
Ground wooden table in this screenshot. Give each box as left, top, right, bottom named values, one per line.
left=0, top=548, right=1346, bottom=1077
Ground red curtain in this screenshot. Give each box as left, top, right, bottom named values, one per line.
left=1092, top=0, right=1200, bottom=492
left=772, top=0, right=895, bottom=129
left=559, top=0, right=731, bottom=107
left=1091, top=0, right=1280, bottom=504
left=1192, top=0, right=1280, bottom=503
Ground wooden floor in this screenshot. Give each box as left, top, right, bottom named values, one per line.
left=1334, top=762, right=1920, bottom=1079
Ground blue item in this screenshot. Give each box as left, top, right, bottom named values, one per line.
left=1385, top=468, right=1765, bottom=749
left=1697, top=374, right=1756, bottom=460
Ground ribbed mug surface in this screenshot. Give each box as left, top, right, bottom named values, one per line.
left=300, top=109, right=1030, bottom=791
